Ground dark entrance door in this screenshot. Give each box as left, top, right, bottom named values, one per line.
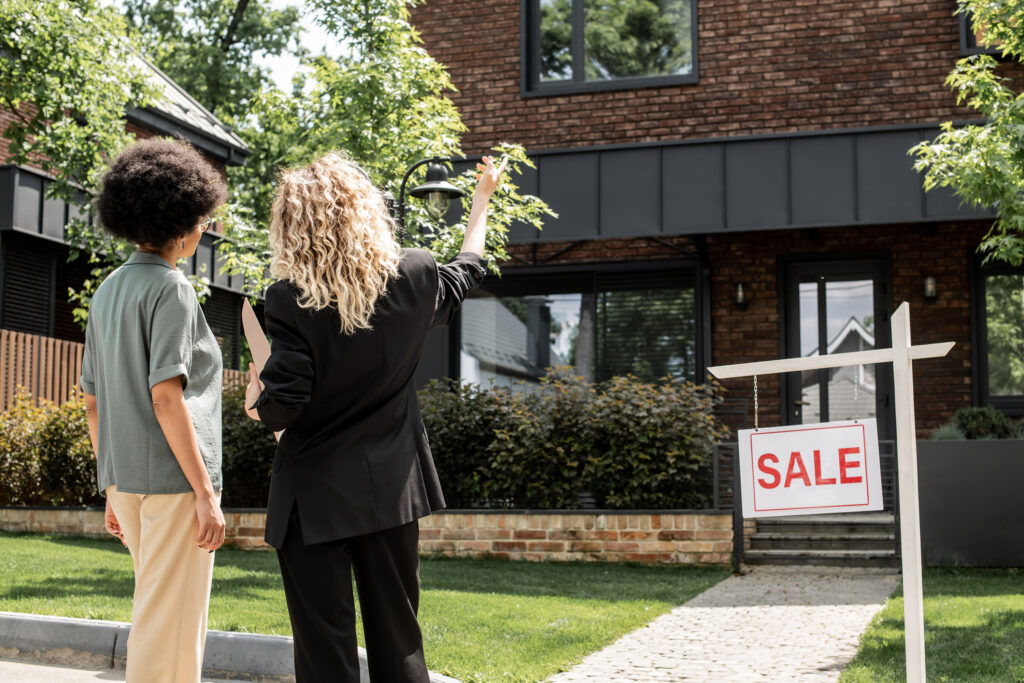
left=782, top=258, right=895, bottom=440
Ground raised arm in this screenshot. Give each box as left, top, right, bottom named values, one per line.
left=460, top=155, right=507, bottom=257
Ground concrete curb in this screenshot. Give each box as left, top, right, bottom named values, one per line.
left=0, top=612, right=459, bottom=682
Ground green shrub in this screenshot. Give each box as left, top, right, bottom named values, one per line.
left=0, top=385, right=276, bottom=509
left=418, top=379, right=511, bottom=508
left=486, top=370, right=597, bottom=509
left=37, top=398, right=101, bottom=506
left=0, top=390, right=99, bottom=506
left=587, top=376, right=729, bottom=509
left=419, top=369, right=729, bottom=510
left=220, top=384, right=276, bottom=508
left=1016, top=419, right=1024, bottom=440
left=0, top=390, right=47, bottom=505
left=930, top=422, right=967, bottom=440
left=952, top=405, right=1015, bottom=440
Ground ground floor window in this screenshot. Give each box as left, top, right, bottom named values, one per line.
left=976, top=264, right=1024, bottom=412
left=459, top=267, right=699, bottom=388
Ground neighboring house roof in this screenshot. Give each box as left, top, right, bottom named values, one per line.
left=126, top=55, right=250, bottom=166
left=805, top=316, right=876, bottom=357
left=460, top=298, right=571, bottom=379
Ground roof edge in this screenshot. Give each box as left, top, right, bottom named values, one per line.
left=126, top=107, right=250, bottom=166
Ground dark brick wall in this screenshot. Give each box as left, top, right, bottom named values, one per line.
left=505, top=220, right=988, bottom=435
left=411, top=0, right=1022, bottom=154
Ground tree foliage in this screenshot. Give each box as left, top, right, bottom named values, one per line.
left=0, top=0, right=161, bottom=326
left=122, top=0, right=304, bottom=120
left=911, top=0, right=1024, bottom=266
left=3, top=0, right=552, bottom=316
left=540, top=0, right=693, bottom=81
left=0, top=0, right=153, bottom=205
left=218, top=0, right=553, bottom=292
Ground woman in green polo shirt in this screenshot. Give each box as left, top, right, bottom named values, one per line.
left=80, top=138, right=227, bottom=683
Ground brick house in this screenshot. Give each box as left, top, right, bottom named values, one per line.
left=0, top=59, right=251, bottom=369
left=410, top=0, right=1023, bottom=441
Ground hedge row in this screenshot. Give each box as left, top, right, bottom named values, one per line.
left=0, top=387, right=273, bottom=508
left=0, top=371, right=729, bottom=510
left=421, top=370, right=730, bottom=510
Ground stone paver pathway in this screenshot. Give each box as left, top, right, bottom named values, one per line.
left=549, top=565, right=899, bottom=682
left=0, top=658, right=233, bottom=682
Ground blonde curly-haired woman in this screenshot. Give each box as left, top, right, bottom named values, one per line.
left=245, top=152, right=506, bottom=682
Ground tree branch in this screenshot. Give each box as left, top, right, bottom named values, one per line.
left=220, top=0, right=251, bottom=51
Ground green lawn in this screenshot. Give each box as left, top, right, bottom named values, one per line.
left=841, top=568, right=1024, bottom=683
left=0, top=531, right=728, bottom=682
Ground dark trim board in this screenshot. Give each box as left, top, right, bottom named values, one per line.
left=491, top=124, right=994, bottom=244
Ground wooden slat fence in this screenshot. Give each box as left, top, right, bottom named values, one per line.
left=1, top=329, right=249, bottom=412
left=1, top=330, right=84, bottom=411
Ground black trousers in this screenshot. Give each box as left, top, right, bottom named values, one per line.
left=276, top=508, right=429, bottom=683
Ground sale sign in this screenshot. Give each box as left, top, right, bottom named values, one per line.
left=737, top=419, right=883, bottom=518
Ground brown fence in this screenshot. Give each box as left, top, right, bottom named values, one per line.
left=1, top=329, right=248, bottom=412
left=0, top=330, right=84, bottom=412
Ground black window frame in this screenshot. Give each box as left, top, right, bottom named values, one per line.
left=959, top=9, right=1001, bottom=56
left=971, top=256, right=1024, bottom=416
left=520, top=0, right=700, bottom=98
left=456, top=259, right=710, bottom=385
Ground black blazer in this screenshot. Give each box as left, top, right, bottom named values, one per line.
left=253, top=249, right=487, bottom=548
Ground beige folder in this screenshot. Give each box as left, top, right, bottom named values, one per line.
left=242, top=299, right=282, bottom=441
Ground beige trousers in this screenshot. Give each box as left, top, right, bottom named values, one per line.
left=106, top=485, right=217, bottom=683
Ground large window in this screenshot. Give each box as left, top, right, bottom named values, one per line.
left=976, top=266, right=1024, bottom=413
left=459, top=268, right=700, bottom=388
left=524, top=0, right=698, bottom=95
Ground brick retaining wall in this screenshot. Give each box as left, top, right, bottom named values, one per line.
left=418, top=511, right=733, bottom=564
left=0, top=508, right=736, bottom=565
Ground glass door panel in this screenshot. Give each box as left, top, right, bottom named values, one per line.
left=785, top=260, right=892, bottom=438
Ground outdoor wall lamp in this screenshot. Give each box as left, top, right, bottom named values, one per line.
left=734, top=282, right=749, bottom=311
left=397, top=156, right=465, bottom=227
left=923, top=275, right=937, bottom=302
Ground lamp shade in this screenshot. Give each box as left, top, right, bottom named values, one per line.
left=409, top=162, right=464, bottom=201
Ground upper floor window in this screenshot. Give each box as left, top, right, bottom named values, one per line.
left=959, top=10, right=1000, bottom=56
left=523, top=0, right=698, bottom=96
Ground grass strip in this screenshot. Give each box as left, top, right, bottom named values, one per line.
left=0, top=531, right=727, bottom=682
left=841, top=567, right=1024, bottom=683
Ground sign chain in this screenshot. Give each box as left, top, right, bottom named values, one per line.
left=753, top=374, right=759, bottom=430
left=853, top=367, right=859, bottom=422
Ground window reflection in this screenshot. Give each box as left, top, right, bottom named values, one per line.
left=540, top=0, right=573, bottom=81
left=583, top=0, right=693, bottom=81
left=986, top=273, right=1024, bottom=396
left=797, top=278, right=876, bottom=423
left=460, top=278, right=696, bottom=389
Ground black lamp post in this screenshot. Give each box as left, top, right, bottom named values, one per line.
left=397, top=157, right=465, bottom=229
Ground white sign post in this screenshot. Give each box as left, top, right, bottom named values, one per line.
left=707, top=302, right=953, bottom=683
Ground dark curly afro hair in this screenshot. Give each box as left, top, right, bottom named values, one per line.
left=96, top=138, right=227, bottom=247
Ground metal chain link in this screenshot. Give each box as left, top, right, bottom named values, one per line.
left=853, top=366, right=859, bottom=422
left=753, top=374, right=759, bottom=431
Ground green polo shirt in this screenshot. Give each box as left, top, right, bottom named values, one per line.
left=81, top=252, right=222, bottom=495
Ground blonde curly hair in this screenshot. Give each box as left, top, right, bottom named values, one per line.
left=269, top=152, right=402, bottom=334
